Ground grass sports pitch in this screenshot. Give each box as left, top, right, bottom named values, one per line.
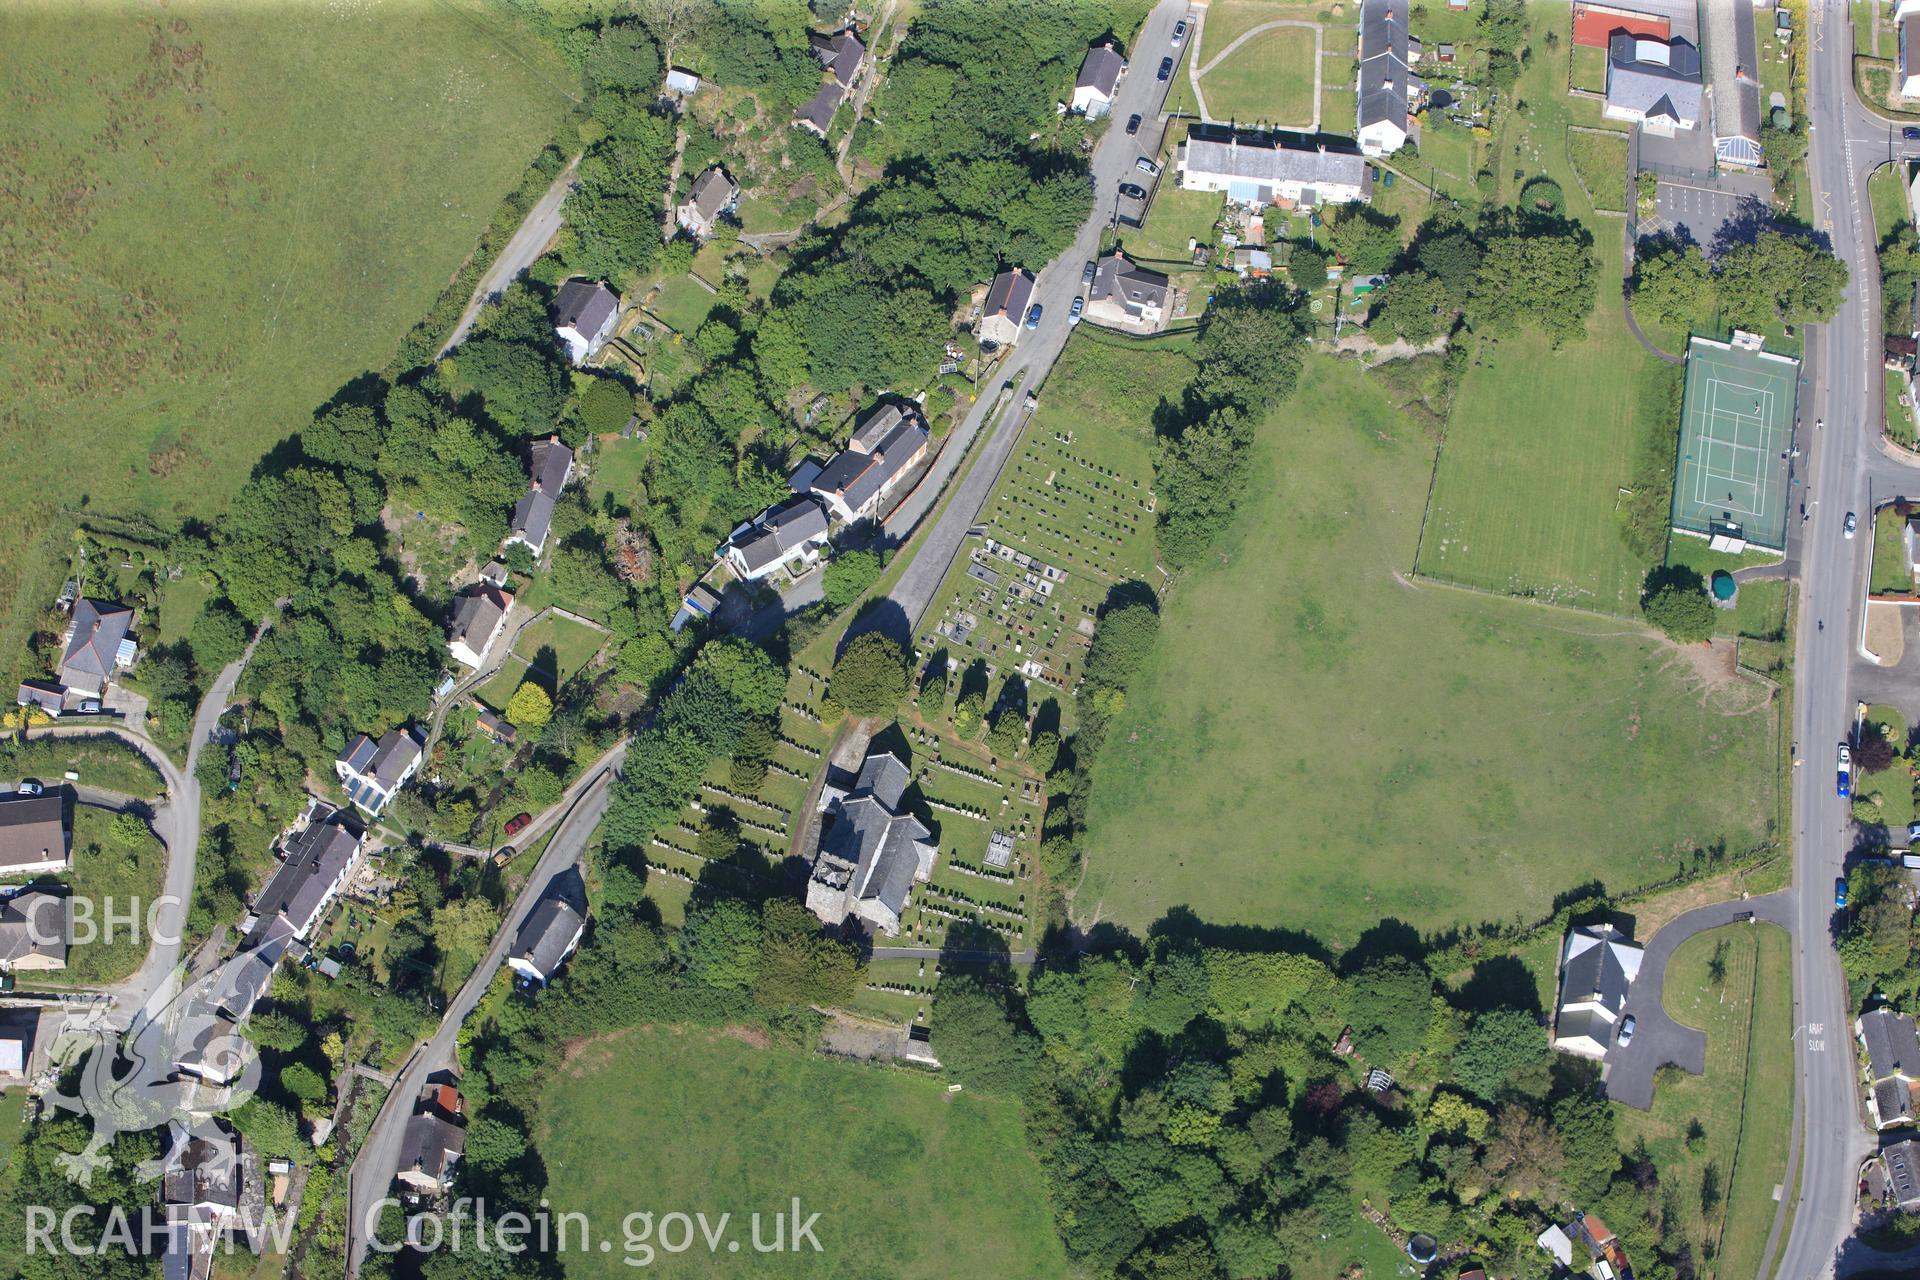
left=1671, top=337, right=1800, bottom=552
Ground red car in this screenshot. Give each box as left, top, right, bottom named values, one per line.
left=503, top=812, right=532, bottom=838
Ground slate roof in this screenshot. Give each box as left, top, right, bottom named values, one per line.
left=1182, top=134, right=1372, bottom=192
left=553, top=280, right=618, bottom=338
left=796, top=82, right=843, bottom=133
left=1876, top=1077, right=1918, bottom=1126
left=1077, top=42, right=1126, bottom=97
left=449, top=584, right=511, bottom=657
left=1357, top=0, right=1419, bottom=132
left=512, top=895, right=584, bottom=980
left=806, top=406, right=928, bottom=519
left=1557, top=924, right=1643, bottom=1050
left=0, top=793, right=66, bottom=873
left=1888, top=1137, right=1920, bottom=1207
left=0, top=890, right=68, bottom=967
left=1862, top=1008, right=1920, bottom=1081
left=16, top=681, right=65, bottom=714
left=163, top=1131, right=242, bottom=1213
left=984, top=268, right=1036, bottom=325
left=337, top=728, right=421, bottom=791
left=820, top=752, right=931, bottom=923
left=1090, top=252, right=1171, bottom=316
left=730, top=498, right=830, bottom=574
left=251, top=809, right=361, bottom=937
left=686, top=167, right=738, bottom=222
left=1606, top=32, right=1703, bottom=124
left=59, top=598, right=134, bottom=690
left=398, top=1110, right=465, bottom=1184
left=510, top=437, right=574, bottom=550
left=810, top=28, right=865, bottom=87
left=1705, top=0, right=1762, bottom=157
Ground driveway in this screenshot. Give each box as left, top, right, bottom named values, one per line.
left=1601, top=891, right=1795, bottom=1110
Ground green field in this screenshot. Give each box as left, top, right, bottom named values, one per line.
left=1079, top=358, right=1778, bottom=943
left=1195, top=0, right=1325, bottom=62
left=474, top=612, right=606, bottom=710
left=539, top=1026, right=1070, bottom=1280
left=0, top=736, right=164, bottom=799
left=1567, top=128, right=1630, bottom=212
left=1199, top=25, right=1318, bottom=127
left=0, top=1, right=575, bottom=689
left=1616, top=923, right=1794, bottom=1280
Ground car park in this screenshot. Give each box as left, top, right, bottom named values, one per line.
left=504, top=811, right=532, bottom=838
left=1125, top=113, right=1142, bottom=136
left=1617, top=1015, right=1636, bottom=1047
left=1025, top=303, right=1043, bottom=330
left=1157, top=56, right=1173, bottom=81
left=1844, top=511, right=1857, bottom=538
left=1069, top=296, right=1084, bottom=325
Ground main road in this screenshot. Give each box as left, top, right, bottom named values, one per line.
left=1770, top=4, right=1917, bottom=1276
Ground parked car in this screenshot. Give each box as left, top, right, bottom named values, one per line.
left=1835, top=877, right=1850, bottom=908
left=1025, top=303, right=1043, bottom=330
left=1082, top=260, right=1098, bottom=286
left=504, top=811, right=532, bottom=838
left=1844, top=511, right=1858, bottom=539
left=1069, top=296, right=1085, bottom=325
left=1172, top=19, right=1187, bottom=46
left=1118, top=182, right=1147, bottom=199
left=16, top=780, right=42, bottom=797
left=1157, top=56, right=1173, bottom=81
left=1136, top=156, right=1160, bottom=175
left=1906, top=126, right=1920, bottom=142
left=1125, top=112, right=1143, bottom=136
left=1837, top=743, right=1852, bottom=798
left=1617, top=1015, right=1636, bottom=1047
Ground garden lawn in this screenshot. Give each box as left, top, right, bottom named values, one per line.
left=1410, top=115, right=1479, bottom=192
left=1199, top=25, right=1317, bottom=127
left=0, top=0, right=574, bottom=691
left=1571, top=43, right=1608, bottom=93
left=33, top=806, right=168, bottom=985
left=588, top=436, right=650, bottom=514
left=474, top=614, right=603, bottom=708
left=1131, top=182, right=1225, bottom=270
left=1872, top=506, right=1913, bottom=596
left=651, top=275, right=720, bottom=335
left=1194, top=0, right=1326, bottom=62
left=1615, top=923, right=1793, bottom=1280
left=539, top=1025, right=1069, bottom=1280
left=1869, top=158, right=1910, bottom=243
left=0, top=736, right=164, bottom=799
left=1080, top=358, right=1778, bottom=944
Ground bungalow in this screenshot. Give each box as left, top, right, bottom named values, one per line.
left=675, top=166, right=739, bottom=240
left=396, top=1107, right=466, bottom=1197
left=723, top=497, right=831, bottom=582
left=1071, top=40, right=1127, bottom=117
left=1552, top=922, right=1643, bottom=1058
left=505, top=436, right=575, bottom=557
left=447, top=583, right=514, bottom=670
left=1603, top=32, right=1702, bottom=135
left=508, top=892, right=585, bottom=985
left=1356, top=0, right=1422, bottom=156
left=248, top=805, right=364, bottom=942
left=1900, top=2, right=1920, bottom=97
left=806, top=751, right=937, bottom=937
left=552, top=280, right=620, bottom=365
left=799, top=402, right=930, bottom=524
left=333, top=727, right=424, bottom=819
left=1178, top=131, right=1372, bottom=208
left=0, top=889, right=67, bottom=971
left=1086, top=251, right=1171, bottom=331
left=0, top=792, right=69, bottom=877
left=58, top=598, right=137, bottom=699
left=1859, top=1007, right=1920, bottom=1129
left=980, top=268, right=1036, bottom=347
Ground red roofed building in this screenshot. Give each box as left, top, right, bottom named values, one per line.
left=1572, top=2, right=1670, bottom=49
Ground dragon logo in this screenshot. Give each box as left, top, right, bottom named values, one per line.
left=45, top=942, right=277, bottom=1186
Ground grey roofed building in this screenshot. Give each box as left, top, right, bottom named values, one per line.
left=1178, top=132, right=1372, bottom=204
left=803, top=403, right=930, bottom=524
left=509, top=893, right=585, bottom=985
left=1553, top=922, right=1643, bottom=1058
left=59, top=598, right=135, bottom=696
left=1089, top=251, right=1171, bottom=321
left=677, top=166, right=739, bottom=238
left=980, top=267, right=1037, bottom=346
left=1888, top=1137, right=1920, bottom=1209
left=0, top=792, right=69, bottom=875
left=1076, top=42, right=1125, bottom=96
left=725, top=497, right=831, bottom=579
left=1604, top=32, right=1703, bottom=129
left=810, top=27, right=865, bottom=88
left=807, top=751, right=936, bottom=937
left=1356, top=0, right=1421, bottom=155
left=1876, top=1076, right=1918, bottom=1128
left=507, top=436, right=575, bottom=555
left=0, top=889, right=68, bottom=970
left=15, top=680, right=65, bottom=715
left=249, top=807, right=363, bottom=942
left=447, top=582, right=513, bottom=669
left=334, top=727, right=423, bottom=818
left=553, top=280, right=618, bottom=352
left=1704, top=0, right=1763, bottom=165
left=162, top=1128, right=243, bottom=1224
left=794, top=81, right=843, bottom=136
left=1862, top=1008, right=1920, bottom=1081
left=396, top=1109, right=466, bottom=1193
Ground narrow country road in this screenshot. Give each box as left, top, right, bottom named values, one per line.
left=437, top=157, right=579, bottom=359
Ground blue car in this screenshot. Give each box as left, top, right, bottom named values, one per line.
left=1837, top=743, right=1852, bottom=799
left=1025, top=303, right=1043, bottom=330
left=1835, top=877, right=1850, bottom=909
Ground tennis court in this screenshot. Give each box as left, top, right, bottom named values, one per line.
left=1670, top=336, right=1799, bottom=552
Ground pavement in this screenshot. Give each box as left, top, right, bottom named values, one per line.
left=436, top=157, right=579, bottom=359
left=1601, top=892, right=1796, bottom=1110
left=345, top=740, right=625, bottom=1274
